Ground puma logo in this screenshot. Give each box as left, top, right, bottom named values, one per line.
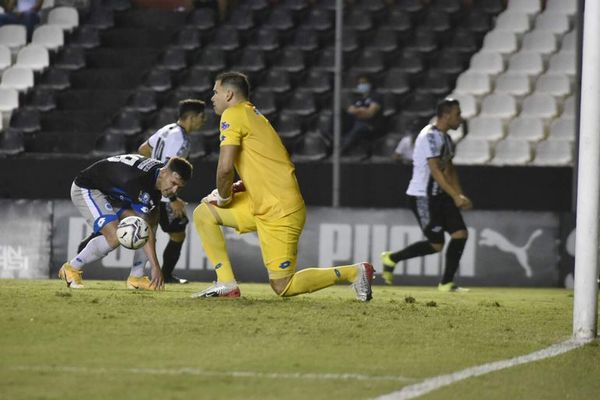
left=479, top=228, right=543, bottom=278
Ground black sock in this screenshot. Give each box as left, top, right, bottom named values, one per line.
left=162, top=239, right=184, bottom=276
left=441, top=238, right=467, bottom=284
left=390, top=240, right=438, bottom=264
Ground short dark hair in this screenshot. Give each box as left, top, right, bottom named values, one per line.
left=178, top=99, right=205, bottom=119
left=436, top=98, right=460, bottom=117
left=216, top=71, right=250, bottom=99
left=166, top=156, right=193, bottom=182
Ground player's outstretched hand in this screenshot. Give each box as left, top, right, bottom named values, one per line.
left=201, top=189, right=231, bottom=207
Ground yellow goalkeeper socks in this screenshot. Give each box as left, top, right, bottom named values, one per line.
left=281, top=265, right=357, bottom=297
left=193, top=203, right=236, bottom=283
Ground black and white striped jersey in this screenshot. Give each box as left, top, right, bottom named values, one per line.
left=148, top=123, right=190, bottom=162
left=406, top=124, right=455, bottom=197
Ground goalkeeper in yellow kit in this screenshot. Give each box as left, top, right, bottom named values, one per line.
left=192, top=71, right=374, bottom=301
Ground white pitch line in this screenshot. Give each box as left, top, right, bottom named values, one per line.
left=9, top=365, right=415, bottom=383
left=375, top=339, right=587, bottom=400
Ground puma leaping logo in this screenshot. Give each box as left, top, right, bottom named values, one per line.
left=479, top=228, right=543, bottom=278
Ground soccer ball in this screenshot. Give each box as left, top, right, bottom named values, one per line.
left=116, top=216, right=150, bottom=250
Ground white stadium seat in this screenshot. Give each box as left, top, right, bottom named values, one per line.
left=0, top=45, right=11, bottom=74
left=560, top=30, right=576, bottom=52
left=521, top=93, right=558, bottom=121
left=547, top=116, right=575, bottom=142
left=507, top=117, right=546, bottom=142
left=453, top=138, right=492, bottom=165
left=468, top=51, right=504, bottom=75
left=532, top=140, right=573, bottom=166
left=493, top=11, right=531, bottom=36
left=48, top=6, right=80, bottom=32
left=448, top=93, right=477, bottom=119
left=453, top=71, right=492, bottom=97
left=0, top=66, right=34, bottom=93
left=494, top=72, right=531, bottom=99
left=506, top=52, right=545, bottom=78
left=482, top=31, right=518, bottom=57
left=534, top=12, right=571, bottom=35
left=32, top=25, right=65, bottom=52
left=480, top=93, right=518, bottom=121
left=0, top=87, right=19, bottom=128
left=561, top=95, right=575, bottom=118
left=534, top=73, right=571, bottom=100
left=506, top=0, right=542, bottom=15
left=520, top=31, right=557, bottom=57
left=547, top=51, right=576, bottom=82
left=467, top=116, right=505, bottom=142
left=15, top=44, right=49, bottom=72
left=546, top=0, right=577, bottom=17
left=491, top=139, right=532, bottom=165
left=0, top=25, right=27, bottom=55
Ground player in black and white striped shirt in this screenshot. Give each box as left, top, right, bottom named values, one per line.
left=381, top=98, right=473, bottom=292
left=138, top=99, right=206, bottom=284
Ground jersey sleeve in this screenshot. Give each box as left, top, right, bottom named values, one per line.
left=147, top=131, right=159, bottom=149
left=424, top=132, right=442, bottom=159
left=219, top=108, right=243, bottom=147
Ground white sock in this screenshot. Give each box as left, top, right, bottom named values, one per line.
left=130, top=248, right=147, bottom=277
left=70, top=236, right=114, bottom=268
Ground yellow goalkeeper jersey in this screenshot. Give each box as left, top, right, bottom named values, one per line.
left=219, top=101, right=304, bottom=219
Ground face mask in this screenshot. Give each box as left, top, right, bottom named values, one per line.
left=356, top=83, right=371, bottom=94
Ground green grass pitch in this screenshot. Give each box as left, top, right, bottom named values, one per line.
left=1, top=279, right=599, bottom=400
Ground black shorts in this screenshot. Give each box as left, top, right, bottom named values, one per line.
left=408, top=194, right=466, bottom=244
left=158, top=201, right=189, bottom=233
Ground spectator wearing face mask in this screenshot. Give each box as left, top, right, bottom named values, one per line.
left=341, top=74, right=383, bottom=155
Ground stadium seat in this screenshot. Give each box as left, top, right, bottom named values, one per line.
left=54, top=48, right=86, bottom=70
left=32, top=25, right=64, bottom=52
left=37, top=68, right=70, bottom=91
left=87, top=7, right=115, bottom=30
left=464, top=9, right=492, bottom=37
left=467, top=116, right=505, bottom=142
left=48, top=6, right=79, bottom=32
left=561, top=95, right=575, bottom=118
left=546, top=0, right=577, bottom=16
left=0, top=87, right=18, bottom=128
left=344, top=9, right=373, bottom=33
left=491, top=139, right=532, bottom=165
left=28, top=88, right=56, bottom=112
left=178, top=68, right=212, bottom=93
left=506, top=0, right=541, bottom=15
left=370, top=133, right=405, bottom=162
left=493, top=11, right=531, bottom=36
left=264, top=7, right=295, bottom=32
left=453, top=71, right=492, bottom=97
left=480, top=93, right=517, bottom=121
left=468, top=51, right=505, bottom=76
left=520, top=31, right=558, bottom=58
left=173, top=27, right=201, bottom=51
left=252, top=90, right=277, bottom=119
left=396, top=0, right=425, bottom=18
left=482, top=31, right=518, bottom=57
left=534, top=12, right=571, bottom=35
left=0, top=128, right=24, bottom=156
left=260, top=69, right=292, bottom=94
left=226, top=6, right=256, bottom=33
left=351, top=49, right=385, bottom=75
left=189, top=8, right=217, bottom=32
left=288, top=28, right=319, bottom=54
left=0, top=25, right=27, bottom=55
left=380, top=69, right=411, bottom=97
left=292, top=131, right=329, bottom=162
left=520, top=93, right=558, bottom=121
left=448, top=93, right=477, bottom=119
left=421, top=9, right=451, bottom=38
left=560, top=30, right=576, bottom=52
left=383, top=9, right=412, bottom=36
left=0, top=66, right=34, bottom=93
left=493, top=72, right=532, bottom=99
left=446, top=28, right=478, bottom=56
left=248, top=28, right=281, bottom=53
left=506, top=52, right=545, bottom=78
left=390, top=50, right=425, bottom=83
left=547, top=116, right=575, bottom=142
left=453, top=138, right=492, bottom=165
left=507, top=117, right=546, bottom=142
left=416, top=71, right=451, bottom=96
left=535, top=73, right=572, bottom=100
left=302, top=8, right=333, bottom=33
left=547, top=52, right=576, bottom=81
left=192, top=46, right=226, bottom=73
left=274, top=111, right=303, bottom=150
left=286, top=90, right=317, bottom=117
left=404, top=27, right=438, bottom=57
left=272, top=47, right=306, bottom=74
left=106, top=111, right=142, bottom=136
left=142, top=69, right=172, bottom=92
left=93, top=132, right=126, bottom=156
left=187, top=133, right=207, bottom=159
left=230, top=48, right=266, bottom=75
left=0, top=45, right=12, bottom=74
left=400, top=93, right=437, bottom=120
left=124, top=90, right=157, bottom=114
left=302, top=69, right=331, bottom=95
left=15, top=44, right=50, bottom=73
left=10, top=109, right=40, bottom=134
left=430, top=50, right=467, bottom=81
left=532, top=140, right=573, bottom=166
left=69, top=26, right=101, bottom=49
left=366, top=27, right=398, bottom=54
